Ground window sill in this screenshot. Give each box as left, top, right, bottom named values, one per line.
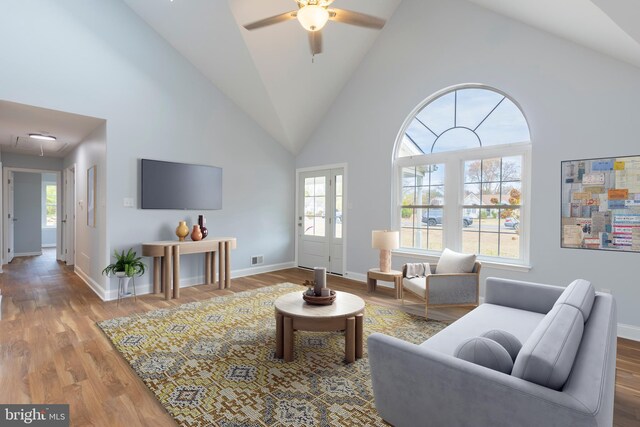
left=391, top=249, right=532, bottom=272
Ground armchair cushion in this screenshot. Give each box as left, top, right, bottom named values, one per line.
left=481, top=329, right=522, bottom=361
left=554, top=279, right=595, bottom=322
left=454, top=337, right=514, bottom=374
left=435, top=248, right=476, bottom=274
left=403, top=277, right=426, bottom=297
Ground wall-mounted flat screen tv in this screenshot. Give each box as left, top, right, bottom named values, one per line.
left=141, top=159, right=222, bottom=210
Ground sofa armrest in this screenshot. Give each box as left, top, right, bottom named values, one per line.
left=367, top=333, right=597, bottom=427
left=484, top=277, right=564, bottom=314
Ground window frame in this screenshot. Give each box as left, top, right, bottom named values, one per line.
left=392, top=85, right=532, bottom=267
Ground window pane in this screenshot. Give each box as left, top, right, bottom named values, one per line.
left=456, top=88, right=505, bottom=130
left=314, top=197, right=325, bottom=217
left=464, top=160, right=481, bottom=183
left=401, top=123, right=435, bottom=156
left=480, top=158, right=502, bottom=183
left=432, top=128, right=480, bottom=153
left=500, top=233, right=520, bottom=259
left=304, top=216, right=314, bottom=235
left=46, top=206, right=57, bottom=226
left=463, top=208, right=480, bottom=232
left=402, top=187, right=415, bottom=206
left=502, top=182, right=521, bottom=205
left=422, top=164, right=445, bottom=185
left=480, top=232, right=499, bottom=257
left=428, top=228, right=443, bottom=251
left=314, top=177, right=325, bottom=196
left=429, top=185, right=444, bottom=206
left=335, top=175, right=343, bottom=196
left=46, top=185, right=57, bottom=204
left=502, top=156, right=522, bottom=181
left=476, top=97, right=530, bottom=146
left=401, top=227, right=414, bottom=247
left=416, top=91, right=455, bottom=136
left=305, top=178, right=314, bottom=197
left=464, top=184, right=481, bottom=206
left=462, top=230, right=479, bottom=254
left=335, top=195, right=342, bottom=239
left=402, top=167, right=416, bottom=187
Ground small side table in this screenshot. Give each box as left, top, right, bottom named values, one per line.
left=367, top=268, right=403, bottom=299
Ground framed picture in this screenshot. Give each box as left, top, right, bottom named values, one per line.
left=561, top=155, right=640, bottom=252
left=87, top=165, right=96, bottom=227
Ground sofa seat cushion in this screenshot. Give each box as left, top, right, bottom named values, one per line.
left=420, top=303, right=545, bottom=355
left=512, top=304, right=584, bottom=390
left=403, top=277, right=426, bottom=297
left=554, top=279, right=595, bottom=322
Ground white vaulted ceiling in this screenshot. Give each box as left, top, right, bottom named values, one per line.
left=121, top=0, right=640, bottom=154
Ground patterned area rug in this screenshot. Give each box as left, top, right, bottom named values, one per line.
left=98, top=283, right=447, bottom=427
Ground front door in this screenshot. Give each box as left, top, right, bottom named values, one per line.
left=297, top=168, right=344, bottom=274
left=6, top=170, right=14, bottom=263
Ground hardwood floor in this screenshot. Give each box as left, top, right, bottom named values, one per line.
left=0, top=250, right=638, bottom=426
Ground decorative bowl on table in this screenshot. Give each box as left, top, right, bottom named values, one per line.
left=302, top=290, right=336, bottom=306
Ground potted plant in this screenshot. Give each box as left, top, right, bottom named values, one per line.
left=102, top=248, right=146, bottom=295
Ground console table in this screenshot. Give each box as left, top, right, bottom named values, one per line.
left=142, top=237, right=237, bottom=300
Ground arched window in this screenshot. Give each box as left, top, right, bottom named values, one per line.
left=394, top=85, right=531, bottom=264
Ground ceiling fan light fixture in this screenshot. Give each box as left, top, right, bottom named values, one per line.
left=297, top=5, right=329, bottom=32
left=29, top=133, right=56, bottom=141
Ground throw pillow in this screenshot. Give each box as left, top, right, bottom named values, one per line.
left=454, top=337, right=514, bottom=374
left=481, top=329, right=522, bottom=361
left=435, top=248, right=476, bottom=274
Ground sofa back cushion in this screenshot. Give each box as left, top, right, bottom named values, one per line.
left=512, top=304, right=584, bottom=390
left=435, top=248, right=476, bottom=274
left=554, top=279, right=595, bottom=322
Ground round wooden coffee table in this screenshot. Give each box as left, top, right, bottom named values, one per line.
left=274, top=291, right=365, bottom=363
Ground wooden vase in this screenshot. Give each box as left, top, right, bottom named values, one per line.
left=176, top=221, right=189, bottom=242
left=191, top=225, right=203, bottom=241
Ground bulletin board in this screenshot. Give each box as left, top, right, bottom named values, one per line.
left=561, top=155, right=640, bottom=252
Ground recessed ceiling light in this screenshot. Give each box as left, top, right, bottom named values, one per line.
left=29, top=133, right=56, bottom=141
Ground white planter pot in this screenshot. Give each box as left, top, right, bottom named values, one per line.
left=115, top=271, right=131, bottom=295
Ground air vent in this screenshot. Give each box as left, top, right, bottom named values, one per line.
left=251, top=255, right=264, bottom=266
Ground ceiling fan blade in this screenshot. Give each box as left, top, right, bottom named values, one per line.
left=328, top=8, right=386, bottom=29
left=308, top=30, right=323, bottom=56
left=243, top=11, right=297, bottom=30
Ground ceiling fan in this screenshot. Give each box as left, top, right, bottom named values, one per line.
left=242, top=0, right=386, bottom=56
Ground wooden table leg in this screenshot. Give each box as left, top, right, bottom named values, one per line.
left=160, top=257, right=165, bottom=292
left=163, top=245, right=172, bottom=300
left=345, top=316, right=356, bottom=363
left=355, top=313, right=363, bottom=359
left=224, top=241, right=231, bottom=289
left=275, top=312, right=284, bottom=359
left=153, top=257, right=160, bottom=294
left=218, top=242, right=224, bottom=290
left=211, top=251, right=216, bottom=287
left=205, top=252, right=211, bottom=285
left=283, top=316, right=293, bottom=362
left=367, top=275, right=376, bottom=293
left=395, top=276, right=403, bottom=299
left=173, top=245, right=180, bottom=299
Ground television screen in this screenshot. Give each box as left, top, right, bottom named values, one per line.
left=141, top=159, right=222, bottom=210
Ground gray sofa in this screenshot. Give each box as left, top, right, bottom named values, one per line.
left=368, top=277, right=617, bottom=427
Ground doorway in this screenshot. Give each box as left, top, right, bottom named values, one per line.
left=3, top=167, right=62, bottom=262
left=296, top=166, right=346, bottom=275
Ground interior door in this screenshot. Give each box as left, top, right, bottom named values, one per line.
left=6, top=170, right=14, bottom=263
left=63, top=166, right=75, bottom=265
left=297, top=168, right=344, bottom=274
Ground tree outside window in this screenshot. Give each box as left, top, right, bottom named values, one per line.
left=45, top=184, right=57, bottom=227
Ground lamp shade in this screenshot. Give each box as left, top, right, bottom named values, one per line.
left=297, top=5, right=329, bottom=31
left=372, top=230, right=399, bottom=250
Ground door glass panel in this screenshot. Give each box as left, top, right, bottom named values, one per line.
left=335, top=174, right=343, bottom=239
left=304, top=176, right=326, bottom=236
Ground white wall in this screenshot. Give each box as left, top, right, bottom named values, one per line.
left=13, top=172, right=42, bottom=255
left=41, top=172, right=57, bottom=247
left=1, top=152, right=63, bottom=171
left=296, top=0, right=640, bottom=331
left=63, top=125, right=107, bottom=286
left=0, top=0, right=294, bottom=299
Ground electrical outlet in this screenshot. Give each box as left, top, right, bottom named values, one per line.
left=251, top=255, right=264, bottom=266
left=123, top=197, right=135, bottom=208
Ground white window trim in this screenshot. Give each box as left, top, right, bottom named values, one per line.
left=393, top=141, right=532, bottom=266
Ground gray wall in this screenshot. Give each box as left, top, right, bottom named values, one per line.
left=0, top=0, right=295, bottom=298
left=42, top=172, right=57, bottom=247
left=296, top=0, right=640, bottom=329
left=13, top=172, right=42, bottom=254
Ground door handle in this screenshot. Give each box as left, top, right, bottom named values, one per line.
left=12, top=218, right=17, bottom=222
left=61, top=220, right=67, bottom=223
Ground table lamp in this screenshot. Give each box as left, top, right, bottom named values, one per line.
left=372, top=230, right=399, bottom=273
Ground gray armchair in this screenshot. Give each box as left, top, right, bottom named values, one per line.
left=402, top=261, right=481, bottom=318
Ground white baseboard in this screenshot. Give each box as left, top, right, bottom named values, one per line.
left=100, top=261, right=298, bottom=301
left=14, top=251, right=43, bottom=257
left=75, top=266, right=107, bottom=300
left=618, top=324, right=640, bottom=341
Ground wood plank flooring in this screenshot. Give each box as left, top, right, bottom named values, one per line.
left=0, top=250, right=638, bottom=426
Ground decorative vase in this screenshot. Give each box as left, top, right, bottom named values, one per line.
left=198, top=215, right=208, bottom=239
left=115, top=271, right=131, bottom=295
left=191, top=225, right=203, bottom=241
left=176, top=221, right=189, bottom=242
